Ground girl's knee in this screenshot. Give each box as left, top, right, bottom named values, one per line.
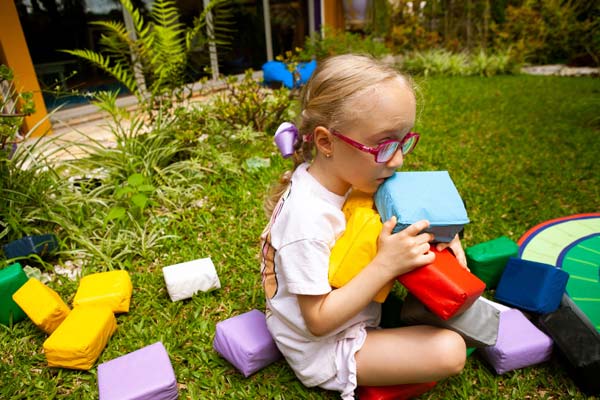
left=437, top=330, right=466, bottom=376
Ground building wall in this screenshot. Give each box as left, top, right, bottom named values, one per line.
left=0, top=0, right=51, bottom=137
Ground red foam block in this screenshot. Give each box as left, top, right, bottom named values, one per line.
left=357, top=382, right=437, bottom=400
left=397, top=246, right=486, bottom=320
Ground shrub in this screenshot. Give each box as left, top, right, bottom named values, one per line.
left=205, top=70, right=295, bottom=134
left=401, top=48, right=521, bottom=77
left=298, top=27, right=390, bottom=60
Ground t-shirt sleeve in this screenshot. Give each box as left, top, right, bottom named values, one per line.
left=276, top=239, right=333, bottom=295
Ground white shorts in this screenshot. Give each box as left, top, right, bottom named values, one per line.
left=319, top=323, right=370, bottom=399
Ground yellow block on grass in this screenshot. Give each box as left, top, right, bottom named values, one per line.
left=12, top=278, right=70, bottom=334
left=43, top=305, right=116, bottom=370
left=73, top=270, right=132, bottom=313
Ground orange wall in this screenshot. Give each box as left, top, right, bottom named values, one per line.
left=0, top=0, right=51, bottom=137
left=323, top=0, right=345, bottom=32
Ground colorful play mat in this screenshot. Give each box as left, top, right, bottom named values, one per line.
left=518, top=213, right=600, bottom=332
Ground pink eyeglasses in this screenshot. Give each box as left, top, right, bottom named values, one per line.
left=330, top=130, right=420, bottom=163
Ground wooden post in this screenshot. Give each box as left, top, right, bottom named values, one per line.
left=0, top=0, right=51, bottom=137
left=322, top=0, right=345, bottom=34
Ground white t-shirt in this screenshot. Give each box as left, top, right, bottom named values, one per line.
left=260, top=163, right=381, bottom=387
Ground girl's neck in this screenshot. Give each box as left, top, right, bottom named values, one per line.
left=307, top=159, right=350, bottom=196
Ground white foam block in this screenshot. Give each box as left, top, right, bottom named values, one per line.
left=162, top=258, right=221, bottom=302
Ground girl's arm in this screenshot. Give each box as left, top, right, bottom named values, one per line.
left=298, top=218, right=435, bottom=337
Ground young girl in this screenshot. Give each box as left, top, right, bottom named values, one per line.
left=260, top=54, right=467, bottom=399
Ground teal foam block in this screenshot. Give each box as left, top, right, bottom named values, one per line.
left=0, top=263, right=28, bottom=325
left=375, top=171, right=469, bottom=243
left=466, top=236, right=519, bottom=289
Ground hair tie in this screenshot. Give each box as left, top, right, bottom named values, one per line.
left=274, top=122, right=299, bottom=158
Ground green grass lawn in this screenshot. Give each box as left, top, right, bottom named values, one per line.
left=1, top=74, right=599, bottom=399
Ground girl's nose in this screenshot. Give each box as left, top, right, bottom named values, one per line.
left=385, top=148, right=404, bottom=168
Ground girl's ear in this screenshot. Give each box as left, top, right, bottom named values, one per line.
left=313, top=126, right=333, bottom=157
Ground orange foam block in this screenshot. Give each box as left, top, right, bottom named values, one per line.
left=12, top=278, right=70, bottom=334
left=397, top=246, right=486, bottom=320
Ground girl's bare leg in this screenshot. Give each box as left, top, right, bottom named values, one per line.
left=355, top=325, right=466, bottom=386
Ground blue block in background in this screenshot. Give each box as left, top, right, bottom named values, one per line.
left=2, top=234, right=58, bottom=259
left=374, top=171, right=469, bottom=243
left=262, top=60, right=317, bottom=89
left=495, top=257, right=569, bottom=314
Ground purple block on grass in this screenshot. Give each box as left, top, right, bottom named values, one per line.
left=213, top=309, right=282, bottom=377
left=478, top=309, right=553, bottom=374
left=495, top=257, right=569, bottom=314
left=98, top=342, right=178, bottom=400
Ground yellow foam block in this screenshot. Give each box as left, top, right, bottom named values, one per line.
left=342, top=190, right=375, bottom=220
left=73, top=270, right=132, bottom=313
left=43, top=305, right=116, bottom=370
left=329, top=206, right=393, bottom=303
left=12, top=278, right=70, bottom=334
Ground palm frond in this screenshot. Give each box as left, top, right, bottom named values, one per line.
left=61, top=49, right=138, bottom=95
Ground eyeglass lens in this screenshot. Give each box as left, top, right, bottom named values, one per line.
left=401, top=135, right=418, bottom=155
left=376, top=142, right=400, bottom=162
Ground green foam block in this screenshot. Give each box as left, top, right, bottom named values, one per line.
left=0, top=263, right=28, bottom=326
left=465, top=236, right=519, bottom=289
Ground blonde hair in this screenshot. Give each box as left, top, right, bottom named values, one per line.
left=264, top=54, right=415, bottom=217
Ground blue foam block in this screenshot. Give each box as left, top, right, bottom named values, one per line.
left=495, top=257, right=569, bottom=314
left=262, top=60, right=317, bottom=89
left=374, top=171, right=469, bottom=242
left=2, top=234, right=58, bottom=259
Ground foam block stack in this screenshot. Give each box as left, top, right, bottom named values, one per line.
left=213, top=309, right=282, bottom=377
left=98, top=342, right=179, bottom=400
left=12, top=278, right=70, bottom=334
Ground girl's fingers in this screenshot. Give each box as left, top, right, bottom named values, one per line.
left=381, top=216, right=397, bottom=236
left=402, top=220, right=430, bottom=237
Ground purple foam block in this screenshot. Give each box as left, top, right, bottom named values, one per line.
left=213, top=309, right=282, bottom=377
left=478, top=309, right=553, bottom=374
left=98, top=342, right=178, bottom=400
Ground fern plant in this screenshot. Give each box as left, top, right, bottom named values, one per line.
left=62, top=0, right=232, bottom=118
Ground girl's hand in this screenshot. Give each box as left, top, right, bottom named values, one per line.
left=374, top=217, right=436, bottom=278
left=436, top=234, right=469, bottom=270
